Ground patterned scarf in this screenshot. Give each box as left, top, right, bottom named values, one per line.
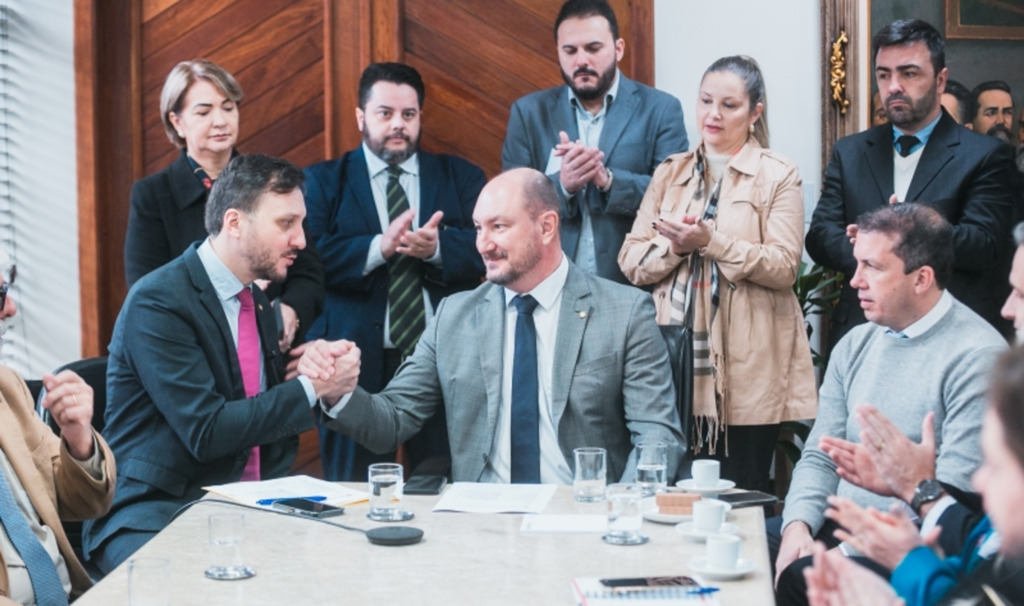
left=668, top=149, right=726, bottom=453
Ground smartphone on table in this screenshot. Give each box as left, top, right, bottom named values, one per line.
left=271, top=498, right=345, bottom=519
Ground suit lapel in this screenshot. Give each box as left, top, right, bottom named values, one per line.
left=550, top=266, right=591, bottom=429
left=476, top=286, right=506, bottom=449
left=551, top=88, right=579, bottom=142
left=907, top=114, right=958, bottom=201
left=184, top=247, right=245, bottom=398
left=598, top=75, right=638, bottom=155
left=168, top=150, right=207, bottom=211
left=346, top=148, right=385, bottom=233
left=417, top=152, right=439, bottom=226
left=863, top=125, right=895, bottom=200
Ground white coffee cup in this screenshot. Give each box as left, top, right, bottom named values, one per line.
left=691, top=459, right=720, bottom=489
left=692, top=499, right=726, bottom=532
left=706, top=534, right=742, bottom=570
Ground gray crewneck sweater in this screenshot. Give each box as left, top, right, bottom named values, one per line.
left=782, top=297, right=1006, bottom=534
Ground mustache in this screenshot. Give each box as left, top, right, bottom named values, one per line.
left=573, top=67, right=599, bottom=78
left=482, top=251, right=508, bottom=261
left=885, top=93, right=911, bottom=106
left=986, top=123, right=1013, bottom=144
left=387, top=133, right=410, bottom=142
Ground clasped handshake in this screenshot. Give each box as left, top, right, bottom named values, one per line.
left=286, top=340, right=362, bottom=406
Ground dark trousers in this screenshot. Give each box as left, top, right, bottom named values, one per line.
left=318, top=348, right=450, bottom=481
left=765, top=515, right=891, bottom=606
left=692, top=423, right=780, bottom=494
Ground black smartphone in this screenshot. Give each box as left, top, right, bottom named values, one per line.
left=599, top=576, right=699, bottom=588
left=271, top=498, right=345, bottom=518
left=404, top=474, right=448, bottom=495
left=717, top=490, right=778, bottom=508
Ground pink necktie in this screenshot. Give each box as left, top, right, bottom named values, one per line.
left=237, top=287, right=261, bottom=481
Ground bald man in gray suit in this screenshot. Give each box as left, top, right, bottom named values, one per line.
left=308, top=168, right=684, bottom=483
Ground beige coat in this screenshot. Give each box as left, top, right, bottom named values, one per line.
left=618, top=141, right=817, bottom=425
left=0, top=366, right=115, bottom=603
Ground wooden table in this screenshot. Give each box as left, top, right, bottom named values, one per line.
left=76, top=485, right=776, bottom=605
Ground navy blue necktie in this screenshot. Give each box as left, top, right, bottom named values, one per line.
left=510, top=294, right=541, bottom=483
left=0, top=467, right=68, bottom=606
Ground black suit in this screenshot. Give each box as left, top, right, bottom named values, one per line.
left=806, top=111, right=1016, bottom=346
left=124, top=150, right=324, bottom=341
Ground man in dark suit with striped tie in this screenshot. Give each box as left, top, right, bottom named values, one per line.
left=303, top=63, right=486, bottom=481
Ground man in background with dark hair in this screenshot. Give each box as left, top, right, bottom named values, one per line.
left=967, top=80, right=1015, bottom=144
left=501, top=0, right=688, bottom=284
left=83, top=154, right=359, bottom=574
left=807, top=19, right=1016, bottom=346
left=773, top=203, right=1007, bottom=606
left=940, top=79, right=970, bottom=125
left=303, top=63, right=486, bottom=481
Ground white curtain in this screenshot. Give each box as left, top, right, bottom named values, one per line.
left=0, top=0, right=80, bottom=377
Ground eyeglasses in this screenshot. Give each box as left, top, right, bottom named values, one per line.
left=0, top=264, right=16, bottom=311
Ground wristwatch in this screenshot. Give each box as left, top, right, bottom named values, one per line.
left=910, top=478, right=944, bottom=514
left=599, top=168, right=614, bottom=193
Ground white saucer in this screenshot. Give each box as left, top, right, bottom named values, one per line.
left=674, top=479, right=736, bottom=495
left=674, top=521, right=740, bottom=541
left=688, top=556, right=756, bottom=580
left=641, top=497, right=732, bottom=524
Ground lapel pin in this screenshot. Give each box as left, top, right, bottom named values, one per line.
left=258, top=304, right=263, bottom=311
left=578, top=311, right=587, bottom=319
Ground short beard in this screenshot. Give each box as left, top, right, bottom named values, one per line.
left=365, top=130, right=418, bottom=165
left=884, top=82, right=939, bottom=130
left=562, top=63, right=616, bottom=102
left=986, top=123, right=1013, bottom=145
left=484, top=245, right=542, bottom=287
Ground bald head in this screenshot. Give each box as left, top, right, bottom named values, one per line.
left=473, top=168, right=563, bottom=293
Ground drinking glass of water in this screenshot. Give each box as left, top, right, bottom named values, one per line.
left=603, top=483, right=647, bottom=545
left=636, top=440, right=668, bottom=497
left=368, top=462, right=414, bottom=522
left=205, top=513, right=255, bottom=580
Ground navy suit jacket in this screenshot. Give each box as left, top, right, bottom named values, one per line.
left=303, top=147, right=485, bottom=391
left=124, top=150, right=325, bottom=340
left=501, top=74, right=688, bottom=284
left=83, top=244, right=315, bottom=559
left=806, top=111, right=1016, bottom=345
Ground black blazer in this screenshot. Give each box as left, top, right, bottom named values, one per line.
left=303, top=147, right=486, bottom=392
left=123, top=150, right=325, bottom=341
left=806, top=111, right=1016, bottom=346
left=83, top=244, right=316, bottom=560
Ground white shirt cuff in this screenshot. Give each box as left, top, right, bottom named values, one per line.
left=919, top=494, right=957, bottom=537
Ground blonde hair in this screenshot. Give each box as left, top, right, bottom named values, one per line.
left=160, top=59, right=243, bottom=149
left=703, top=55, right=769, bottom=148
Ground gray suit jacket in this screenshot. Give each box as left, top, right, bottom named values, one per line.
left=501, top=75, right=688, bottom=284
left=327, top=263, right=684, bottom=483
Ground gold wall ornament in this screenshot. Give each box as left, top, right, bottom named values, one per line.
left=829, top=29, right=851, bottom=115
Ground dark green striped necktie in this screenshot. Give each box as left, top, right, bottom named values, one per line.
left=386, top=165, right=426, bottom=356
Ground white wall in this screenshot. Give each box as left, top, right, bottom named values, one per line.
left=654, top=0, right=823, bottom=226
left=0, top=0, right=80, bottom=377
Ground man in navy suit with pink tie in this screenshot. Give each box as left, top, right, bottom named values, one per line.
left=303, top=63, right=486, bottom=480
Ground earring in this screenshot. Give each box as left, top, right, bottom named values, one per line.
left=177, top=131, right=184, bottom=138
left=749, top=123, right=755, bottom=133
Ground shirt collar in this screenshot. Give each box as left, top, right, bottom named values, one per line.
left=504, top=255, right=570, bottom=311
left=889, top=289, right=953, bottom=339
left=197, top=238, right=247, bottom=303
left=892, top=112, right=942, bottom=151
left=567, top=69, right=621, bottom=116
left=362, top=142, right=420, bottom=179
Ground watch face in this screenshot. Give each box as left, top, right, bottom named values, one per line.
left=918, top=479, right=943, bottom=499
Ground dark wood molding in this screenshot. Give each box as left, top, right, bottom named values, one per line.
left=625, top=0, right=654, bottom=86
left=75, top=0, right=141, bottom=357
